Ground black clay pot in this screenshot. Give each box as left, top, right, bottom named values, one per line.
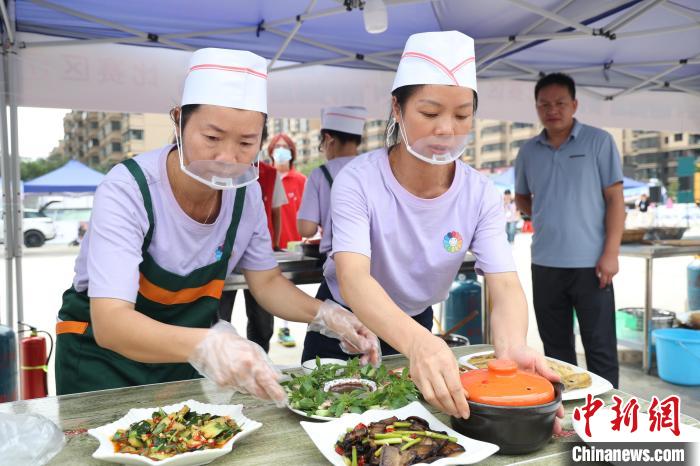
left=451, top=382, right=564, bottom=455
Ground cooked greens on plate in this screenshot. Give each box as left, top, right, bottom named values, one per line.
left=283, top=357, right=419, bottom=418
left=110, top=404, right=241, bottom=461
left=335, top=415, right=465, bottom=465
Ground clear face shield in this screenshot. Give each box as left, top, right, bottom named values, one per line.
left=397, top=110, right=472, bottom=165
left=175, top=116, right=259, bottom=190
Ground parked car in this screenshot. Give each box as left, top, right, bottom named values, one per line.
left=0, top=208, right=57, bottom=247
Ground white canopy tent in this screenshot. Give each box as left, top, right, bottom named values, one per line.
left=1, top=0, right=700, bottom=334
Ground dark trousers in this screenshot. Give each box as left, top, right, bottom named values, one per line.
left=301, top=280, right=433, bottom=363
left=531, top=264, right=619, bottom=388
left=218, top=289, right=274, bottom=353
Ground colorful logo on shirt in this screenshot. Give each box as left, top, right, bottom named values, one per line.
left=443, top=231, right=463, bottom=253
left=215, top=244, right=224, bottom=261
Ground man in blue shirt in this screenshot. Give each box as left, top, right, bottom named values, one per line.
left=515, top=73, right=625, bottom=387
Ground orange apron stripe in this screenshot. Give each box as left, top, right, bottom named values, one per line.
left=56, top=321, right=89, bottom=335
left=138, top=273, right=225, bottom=305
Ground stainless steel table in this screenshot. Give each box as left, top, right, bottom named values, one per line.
left=225, top=253, right=478, bottom=294
left=2, top=345, right=697, bottom=466
left=224, top=254, right=322, bottom=291
left=619, top=243, right=700, bottom=373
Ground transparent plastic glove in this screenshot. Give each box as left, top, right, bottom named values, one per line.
left=308, top=299, right=382, bottom=366
left=188, top=321, right=287, bottom=407
left=0, top=413, right=65, bottom=466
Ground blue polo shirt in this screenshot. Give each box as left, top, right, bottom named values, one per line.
left=514, top=120, right=623, bottom=268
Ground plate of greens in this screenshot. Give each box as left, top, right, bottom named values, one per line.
left=282, top=357, right=420, bottom=421
left=88, top=400, right=261, bottom=465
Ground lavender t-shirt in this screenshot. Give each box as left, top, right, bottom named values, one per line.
left=324, top=148, right=516, bottom=316
left=71, top=145, right=277, bottom=303
left=297, top=156, right=356, bottom=253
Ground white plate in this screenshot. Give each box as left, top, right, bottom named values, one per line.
left=88, top=399, right=262, bottom=466
left=573, top=407, right=700, bottom=442
left=300, top=401, right=499, bottom=465
left=457, top=351, right=614, bottom=401
left=300, top=358, right=347, bottom=374
left=288, top=405, right=338, bottom=422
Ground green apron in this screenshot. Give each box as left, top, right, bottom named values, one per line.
left=319, top=164, right=333, bottom=186
left=55, top=158, right=246, bottom=395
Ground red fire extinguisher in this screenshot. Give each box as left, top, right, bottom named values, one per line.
left=18, top=322, right=53, bottom=400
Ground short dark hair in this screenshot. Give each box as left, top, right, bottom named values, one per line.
left=535, top=73, right=576, bottom=100
left=504, top=189, right=512, bottom=195
left=320, top=128, right=362, bottom=149
left=385, top=85, right=479, bottom=147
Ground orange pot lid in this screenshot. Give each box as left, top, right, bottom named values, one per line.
left=460, top=359, right=554, bottom=407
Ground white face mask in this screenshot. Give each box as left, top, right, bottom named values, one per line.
left=175, top=117, right=259, bottom=190
left=397, top=110, right=471, bottom=165
left=272, top=147, right=292, bottom=164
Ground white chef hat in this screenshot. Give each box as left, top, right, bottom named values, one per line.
left=392, top=31, right=477, bottom=94
left=321, top=106, right=368, bottom=136
left=181, top=48, right=268, bottom=114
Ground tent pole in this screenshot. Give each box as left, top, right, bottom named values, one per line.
left=270, top=56, right=355, bottom=72
left=268, top=0, right=317, bottom=71
left=559, top=58, right=700, bottom=74
left=476, top=30, right=587, bottom=45
left=0, top=51, right=14, bottom=329
left=0, top=1, right=14, bottom=45
left=613, top=63, right=684, bottom=99
left=617, top=22, right=700, bottom=39
left=22, top=35, right=152, bottom=49
left=29, top=0, right=193, bottom=51
left=478, top=0, right=576, bottom=70
left=7, top=50, right=23, bottom=326
left=611, top=65, right=700, bottom=98
left=265, top=26, right=396, bottom=70
left=663, top=1, right=700, bottom=21
left=602, top=0, right=666, bottom=34
left=505, top=0, right=595, bottom=34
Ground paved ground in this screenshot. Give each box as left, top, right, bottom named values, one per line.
left=2, top=232, right=698, bottom=419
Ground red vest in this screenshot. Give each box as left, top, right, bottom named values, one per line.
left=257, top=162, right=277, bottom=244
left=279, top=168, right=306, bottom=249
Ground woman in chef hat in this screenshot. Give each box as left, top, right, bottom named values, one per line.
left=302, top=31, right=562, bottom=425
left=54, top=48, right=379, bottom=397
left=297, top=105, right=368, bottom=260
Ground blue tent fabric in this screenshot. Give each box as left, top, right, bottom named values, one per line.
left=9, top=0, right=700, bottom=93
left=491, top=167, right=515, bottom=188
left=23, top=160, right=104, bottom=193
left=622, top=176, right=646, bottom=190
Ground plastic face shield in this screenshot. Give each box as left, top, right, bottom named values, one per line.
left=398, top=110, right=471, bottom=165
left=175, top=118, right=259, bottom=190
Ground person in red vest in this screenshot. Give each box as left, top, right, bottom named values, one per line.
left=268, top=133, right=306, bottom=249
left=268, top=133, right=306, bottom=347
left=258, top=126, right=288, bottom=250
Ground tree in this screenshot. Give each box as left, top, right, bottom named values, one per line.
left=20, top=154, right=70, bottom=181
left=297, top=157, right=325, bottom=177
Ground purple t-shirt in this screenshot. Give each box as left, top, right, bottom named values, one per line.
left=71, top=145, right=277, bottom=303
left=297, top=156, right=356, bottom=254
left=324, top=148, right=516, bottom=316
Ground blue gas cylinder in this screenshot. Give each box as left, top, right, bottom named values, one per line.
left=444, top=273, right=483, bottom=343
left=0, top=324, right=18, bottom=403
left=688, top=256, right=700, bottom=310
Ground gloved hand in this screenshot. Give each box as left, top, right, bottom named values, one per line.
left=188, top=321, right=287, bottom=407
left=308, top=299, right=381, bottom=366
